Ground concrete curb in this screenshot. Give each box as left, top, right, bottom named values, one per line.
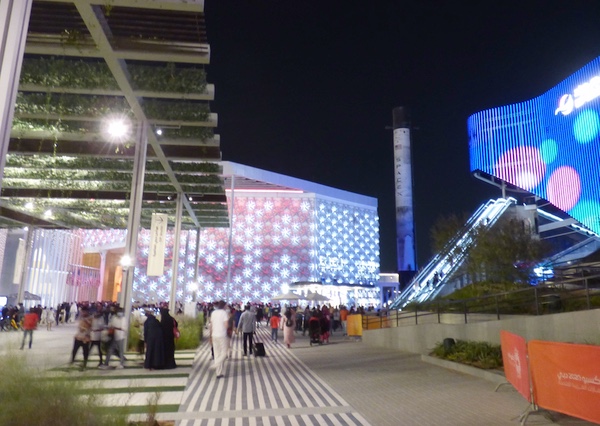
left=421, top=354, right=508, bottom=385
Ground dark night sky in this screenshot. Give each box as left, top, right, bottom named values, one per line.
left=204, top=1, right=600, bottom=272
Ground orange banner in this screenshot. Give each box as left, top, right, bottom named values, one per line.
left=500, top=330, right=531, bottom=402
left=528, top=340, right=600, bottom=424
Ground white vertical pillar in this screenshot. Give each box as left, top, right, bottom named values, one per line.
left=0, top=0, right=32, bottom=190
left=120, top=121, right=148, bottom=351
left=393, top=107, right=417, bottom=272
left=225, top=176, right=235, bottom=303
left=16, top=227, right=33, bottom=304
left=97, top=250, right=107, bottom=302
left=169, top=192, right=183, bottom=313
left=193, top=228, right=201, bottom=301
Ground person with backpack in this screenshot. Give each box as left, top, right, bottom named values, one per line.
left=237, top=304, right=256, bottom=356
left=282, top=307, right=296, bottom=348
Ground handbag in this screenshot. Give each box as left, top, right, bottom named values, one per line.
left=173, top=320, right=180, bottom=339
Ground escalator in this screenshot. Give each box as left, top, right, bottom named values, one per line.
left=389, top=197, right=516, bottom=310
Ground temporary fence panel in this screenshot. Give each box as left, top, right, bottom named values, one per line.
left=500, top=330, right=531, bottom=402
left=528, top=340, right=600, bottom=424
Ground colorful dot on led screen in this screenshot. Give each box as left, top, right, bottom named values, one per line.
left=547, top=166, right=581, bottom=211
left=573, top=109, right=600, bottom=143
left=540, top=139, right=558, bottom=164
left=569, top=200, right=600, bottom=232
left=494, top=146, right=546, bottom=190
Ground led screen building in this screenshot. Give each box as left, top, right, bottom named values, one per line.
left=468, top=55, right=600, bottom=233
left=191, top=162, right=380, bottom=304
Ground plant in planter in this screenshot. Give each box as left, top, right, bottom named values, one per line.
left=20, top=57, right=119, bottom=90
left=142, top=99, right=210, bottom=122
left=431, top=339, right=503, bottom=370
left=128, top=62, right=207, bottom=94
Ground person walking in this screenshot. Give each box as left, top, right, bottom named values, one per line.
left=101, top=307, right=126, bottom=369
left=237, top=304, right=256, bottom=356
left=71, top=307, right=92, bottom=370
left=209, top=300, right=229, bottom=379
left=90, top=311, right=105, bottom=367
left=44, top=307, right=54, bottom=331
left=282, top=308, right=296, bottom=349
left=340, top=305, right=349, bottom=336
left=270, top=311, right=281, bottom=343
left=20, top=309, right=38, bottom=350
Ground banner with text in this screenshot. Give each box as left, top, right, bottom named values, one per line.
left=529, top=340, right=600, bottom=424
left=500, top=330, right=531, bottom=402
left=147, top=213, right=168, bottom=276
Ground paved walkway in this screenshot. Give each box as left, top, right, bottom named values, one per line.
left=0, top=321, right=595, bottom=425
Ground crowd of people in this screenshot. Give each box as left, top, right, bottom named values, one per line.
left=205, top=300, right=354, bottom=379
left=1, top=301, right=83, bottom=332
left=1, top=300, right=180, bottom=372
left=4, top=297, right=369, bottom=380
left=68, top=301, right=180, bottom=371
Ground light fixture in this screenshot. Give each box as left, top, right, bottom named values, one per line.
left=156, top=128, right=163, bottom=136
left=102, top=115, right=132, bottom=143
left=120, top=254, right=133, bottom=268
left=25, top=202, right=33, bottom=210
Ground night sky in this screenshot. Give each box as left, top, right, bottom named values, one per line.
left=204, top=1, right=600, bottom=272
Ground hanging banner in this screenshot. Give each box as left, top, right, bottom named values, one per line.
left=500, top=330, right=531, bottom=402
left=147, top=213, right=168, bottom=276
left=529, top=340, right=600, bottom=424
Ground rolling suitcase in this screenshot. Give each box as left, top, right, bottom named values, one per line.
left=254, top=342, right=266, bottom=357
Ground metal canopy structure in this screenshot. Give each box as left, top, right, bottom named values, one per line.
left=2, top=0, right=229, bottom=230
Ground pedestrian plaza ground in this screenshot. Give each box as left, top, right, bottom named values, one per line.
left=0, top=320, right=595, bottom=425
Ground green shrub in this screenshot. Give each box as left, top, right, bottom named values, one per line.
left=431, top=339, right=503, bottom=370
left=562, top=295, right=600, bottom=311
left=175, top=314, right=204, bottom=351
left=128, top=314, right=204, bottom=352
left=0, top=354, right=128, bottom=426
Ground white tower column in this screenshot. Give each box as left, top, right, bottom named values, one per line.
left=0, top=0, right=32, bottom=190
left=392, top=107, right=416, bottom=272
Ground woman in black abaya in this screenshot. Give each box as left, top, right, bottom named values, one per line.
left=143, top=310, right=164, bottom=370
left=160, top=307, right=177, bottom=369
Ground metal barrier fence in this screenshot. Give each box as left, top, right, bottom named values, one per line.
left=362, top=280, right=600, bottom=331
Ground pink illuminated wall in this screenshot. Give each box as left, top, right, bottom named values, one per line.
left=82, top=193, right=380, bottom=304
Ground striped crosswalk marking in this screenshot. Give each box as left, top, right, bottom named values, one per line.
left=177, top=327, right=370, bottom=426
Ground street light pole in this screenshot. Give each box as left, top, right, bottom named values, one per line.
left=120, top=119, right=148, bottom=349
left=169, top=192, right=183, bottom=313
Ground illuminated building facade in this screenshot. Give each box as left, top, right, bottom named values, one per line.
left=469, top=55, right=600, bottom=233
left=188, top=162, right=380, bottom=304
left=1, top=162, right=379, bottom=307
left=82, top=162, right=380, bottom=305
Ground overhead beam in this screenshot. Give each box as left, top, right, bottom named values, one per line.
left=74, top=1, right=204, bottom=227
left=33, top=0, right=205, bottom=13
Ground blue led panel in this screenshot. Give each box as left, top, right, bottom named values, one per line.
left=468, top=56, right=600, bottom=233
